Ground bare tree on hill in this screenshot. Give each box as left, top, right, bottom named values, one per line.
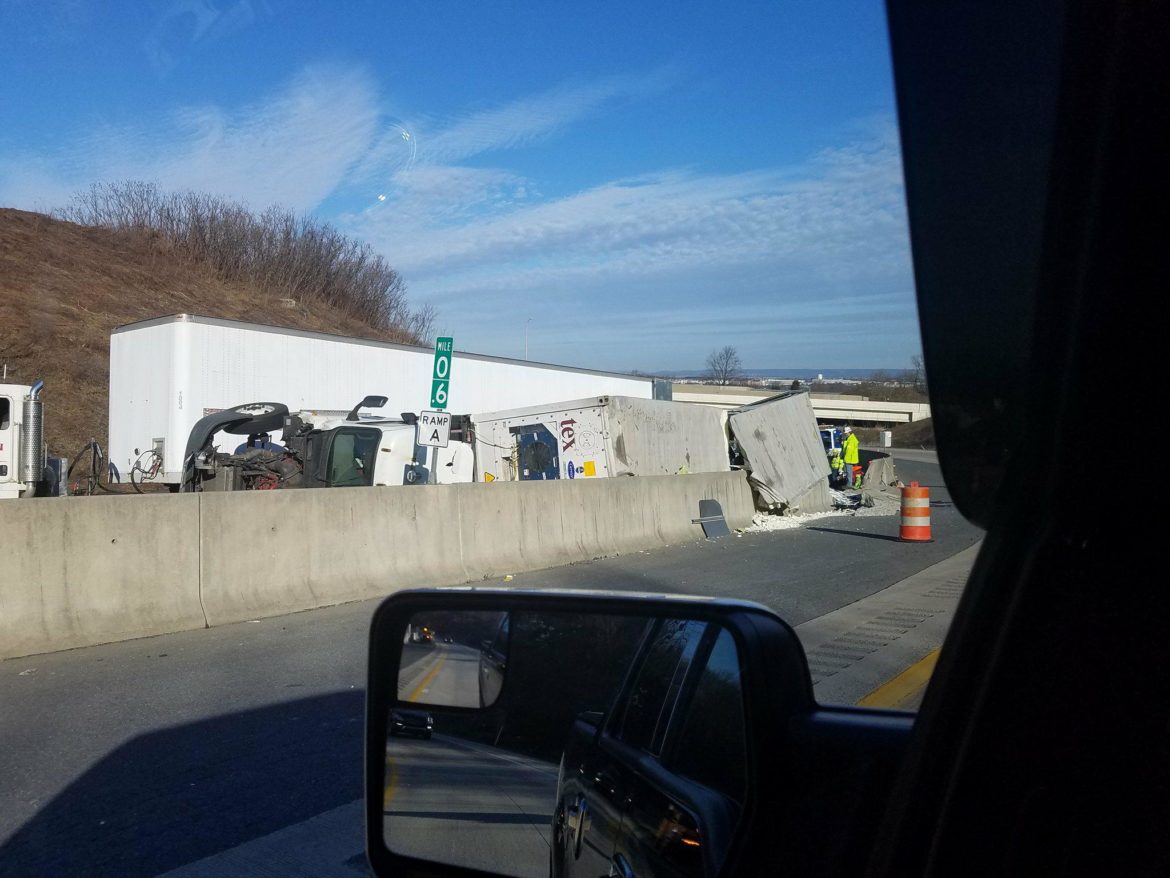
left=57, top=181, right=435, bottom=343
left=706, top=346, right=743, bottom=385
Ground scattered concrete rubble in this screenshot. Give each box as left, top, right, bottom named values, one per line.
left=742, top=454, right=905, bottom=533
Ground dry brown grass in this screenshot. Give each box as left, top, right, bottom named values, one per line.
left=0, top=208, right=426, bottom=459
left=854, top=418, right=935, bottom=448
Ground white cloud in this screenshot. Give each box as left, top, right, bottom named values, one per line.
left=346, top=126, right=911, bottom=297
left=0, top=63, right=917, bottom=369
left=337, top=114, right=917, bottom=369
left=144, top=0, right=270, bottom=76
left=350, top=68, right=673, bottom=184
left=0, top=65, right=379, bottom=214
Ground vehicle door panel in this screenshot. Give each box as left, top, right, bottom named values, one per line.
left=557, top=724, right=626, bottom=877
left=612, top=746, right=729, bottom=878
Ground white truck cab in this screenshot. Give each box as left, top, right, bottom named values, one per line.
left=181, top=397, right=475, bottom=492
left=296, top=411, right=474, bottom=487
left=0, top=381, right=45, bottom=500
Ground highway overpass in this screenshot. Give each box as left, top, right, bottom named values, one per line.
left=670, top=383, right=931, bottom=425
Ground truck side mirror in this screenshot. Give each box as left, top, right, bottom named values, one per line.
left=366, top=589, right=815, bottom=878
left=347, top=395, right=389, bottom=421
left=400, top=412, right=418, bottom=426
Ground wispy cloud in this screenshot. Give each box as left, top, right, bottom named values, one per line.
left=346, top=123, right=910, bottom=296
left=339, top=114, right=915, bottom=368
left=421, top=69, right=674, bottom=162
left=143, top=0, right=270, bottom=76
left=351, top=68, right=674, bottom=184
left=0, top=64, right=378, bottom=214
left=0, top=62, right=916, bottom=368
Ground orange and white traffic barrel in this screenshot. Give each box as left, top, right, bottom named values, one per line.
left=899, top=481, right=932, bottom=542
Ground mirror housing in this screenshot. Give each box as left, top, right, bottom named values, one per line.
left=365, top=588, right=815, bottom=878
left=347, top=395, right=389, bottom=421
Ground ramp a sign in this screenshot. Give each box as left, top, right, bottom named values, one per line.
left=417, top=410, right=451, bottom=448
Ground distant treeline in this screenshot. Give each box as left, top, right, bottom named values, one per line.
left=57, top=181, right=434, bottom=343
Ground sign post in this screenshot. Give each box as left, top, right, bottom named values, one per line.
left=422, top=337, right=454, bottom=484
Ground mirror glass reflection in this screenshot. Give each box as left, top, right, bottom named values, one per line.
left=398, top=610, right=509, bottom=709
left=384, top=611, right=747, bottom=878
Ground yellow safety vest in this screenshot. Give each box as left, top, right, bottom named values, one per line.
left=843, top=433, right=860, bottom=464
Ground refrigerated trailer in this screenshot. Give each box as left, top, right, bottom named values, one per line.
left=469, top=396, right=730, bottom=482
left=108, top=315, right=655, bottom=487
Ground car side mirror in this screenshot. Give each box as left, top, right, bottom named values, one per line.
left=365, top=589, right=814, bottom=878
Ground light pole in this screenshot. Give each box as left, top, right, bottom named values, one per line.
left=525, top=318, right=531, bottom=360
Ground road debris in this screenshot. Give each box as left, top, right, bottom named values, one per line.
left=743, top=486, right=902, bottom=532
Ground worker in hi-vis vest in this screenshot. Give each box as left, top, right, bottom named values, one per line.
left=842, top=425, right=861, bottom=488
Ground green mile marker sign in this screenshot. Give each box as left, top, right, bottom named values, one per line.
left=430, top=337, right=453, bottom=409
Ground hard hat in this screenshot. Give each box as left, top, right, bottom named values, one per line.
left=843, top=426, right=852, bottom=434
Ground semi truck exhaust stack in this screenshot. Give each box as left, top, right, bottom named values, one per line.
left=20, top=379, right=45, bottom=496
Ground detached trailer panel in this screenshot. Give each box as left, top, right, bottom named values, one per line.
left=109, top=315, right=653, bottom=483
left=727, top=390, right=832, bottom=513
left=470, top=396, right=729, bottom=482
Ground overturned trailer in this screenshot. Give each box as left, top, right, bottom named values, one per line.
left=469, top=396, right=729, bottom=482
left=726, top=390, right=832, bottom=514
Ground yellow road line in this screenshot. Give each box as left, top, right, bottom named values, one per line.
left=407, top=653, right=447, bottom=702
left=857, top=647, right=940, bottom=709
left=386, top=652, right=446, bottom=809
left=383, top=752, right=398, bottom=806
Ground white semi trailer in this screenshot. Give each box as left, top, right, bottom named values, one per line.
left=109, top=314, right=656, bottom=489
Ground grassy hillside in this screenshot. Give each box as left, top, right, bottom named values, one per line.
left=0, top=207, right=423, bottom=461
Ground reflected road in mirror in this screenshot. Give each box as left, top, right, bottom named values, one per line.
left=398, top=640, right=482, bottom=706
left=384, top=734, right=558, bottom=878
left=398, top=611, right=508, bottom=708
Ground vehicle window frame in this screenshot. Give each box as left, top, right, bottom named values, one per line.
left=609, top=618, right=708, bottom=756
left=322, top=425, right=380, bottom=487
left=661, top=626, right=749, bottom=807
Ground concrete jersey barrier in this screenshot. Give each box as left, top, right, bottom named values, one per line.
left=0, top=494, right=205, bottom=659
left=1, top=471, right=754, bottom=658
left=198, top=471, right=755, bottom=625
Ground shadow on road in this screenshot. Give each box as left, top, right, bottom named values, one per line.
left=388, top=810, right=553, bottom=824
left=806, top=527, right=904, bottom=543
left=0, top=691, right=364, bottom=878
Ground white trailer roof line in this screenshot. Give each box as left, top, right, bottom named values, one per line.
left=111, top=314, right=646, bottom=383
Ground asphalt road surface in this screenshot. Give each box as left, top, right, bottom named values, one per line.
left=0, top=452, right=981, bottom=876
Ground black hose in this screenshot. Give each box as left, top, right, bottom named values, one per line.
left=67, top=440, right=99, bottom=495
left=94, top=442, right=117, bottom=492
left=67, top=439, right=118, bottom=494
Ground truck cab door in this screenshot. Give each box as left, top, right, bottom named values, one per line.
left=0, top=392, right=16, bottom=495
left=321, top=426, right=381, bottom=487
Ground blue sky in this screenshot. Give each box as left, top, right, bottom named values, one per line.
left=0, top=0, right=919, bottom=373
